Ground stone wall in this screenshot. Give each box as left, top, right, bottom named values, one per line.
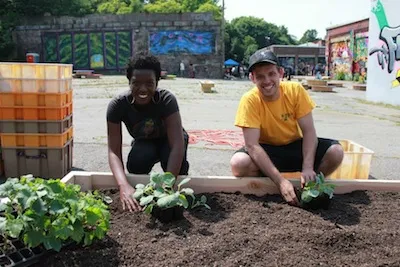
left=13, top=12, right=224, bottom=79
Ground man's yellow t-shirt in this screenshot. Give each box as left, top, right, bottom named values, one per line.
left=235, top=82, right=316, bottom=146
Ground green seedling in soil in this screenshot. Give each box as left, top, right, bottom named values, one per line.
left=0, top=175, right=111, bottom=252
left=132, top=172, right=210, bottom=215
left=299, top=172, right=336, bottom=209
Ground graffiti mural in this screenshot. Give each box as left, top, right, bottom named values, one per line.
left=43, top=31, right=132, bottom=70
left=369, top=0, right=400, bottom=88
left=330, top=41, right=352, bottom=80
left=149, top=31, right=215, bottom=55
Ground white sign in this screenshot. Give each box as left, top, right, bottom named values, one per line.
left=367, top=0, right=400, bottom=105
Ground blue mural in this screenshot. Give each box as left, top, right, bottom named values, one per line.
left=149, top=31, right=214, bottom=55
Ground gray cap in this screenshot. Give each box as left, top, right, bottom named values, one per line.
left=248, top=48, right=279, bottom=72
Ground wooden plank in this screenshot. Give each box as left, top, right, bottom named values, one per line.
left=61, top=171, right=400, bottom=196
left=353, top=84, right=367, bottom=91
left=311, top=85, right=334, bottom=92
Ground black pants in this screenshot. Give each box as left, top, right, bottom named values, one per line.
left=235, top=138, right=340, bottom=173
left=127, top=132, right=189, bottom=175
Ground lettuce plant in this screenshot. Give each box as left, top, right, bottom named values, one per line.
left=132, top=172, right=210, bottom=215
left=0, top=175, right=110, bottom=252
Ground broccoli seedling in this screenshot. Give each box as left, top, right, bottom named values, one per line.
left=300, top=172, right=336, bottom=208
left=132, top=172, right=210, bottom=215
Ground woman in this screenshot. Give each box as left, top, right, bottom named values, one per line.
left=106, top=53, right=189, bottom=212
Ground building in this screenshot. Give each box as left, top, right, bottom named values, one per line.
left=325, top=18, right=369, bottom=81
left=266, top=44, right=326, bottom=76
left=12, top=12, right=224, bottom=79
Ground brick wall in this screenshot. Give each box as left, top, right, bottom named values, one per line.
left=13, top=12, right=224, bottom=79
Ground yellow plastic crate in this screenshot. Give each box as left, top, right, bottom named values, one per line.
left=0, top=103, right=73, bottom=120
left=0, top=127, right=73, bottom=148
left=0, top=78, right=72, bottom=93
left=0, top=63, right=73, bottom=79
left=0, top=90, right=72, bottom=107
left=282, top=140, right=374, bottom=180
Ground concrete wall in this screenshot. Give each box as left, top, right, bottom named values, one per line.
left=367, top=0, right=400, bottom=105
left=13, top=12, right=224, bottom=79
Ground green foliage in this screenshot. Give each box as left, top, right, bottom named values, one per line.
left=335, top=71, right=346, bottom=81
left=144, top=0, right=184, bottom=13
left=195, top=2, right=222, bottom=20
left=132, top=172, right=210, bottom=215
left=0, top=175, right=110, bottom=252
left=300, top=173, right=336, bottom=204
left=299, top=29, right=319, bottom=44
left=225, top=16, right=298, bottom=63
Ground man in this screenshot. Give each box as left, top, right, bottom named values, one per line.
left=107, top=53, right=189, bottom=212
left=180, top=61, right=185, bottom=77
left=230, top=49, right=344, bottom=206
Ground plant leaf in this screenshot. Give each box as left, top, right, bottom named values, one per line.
left=49, top=200, right=69, bottom=215
left=32, top=198, right=47, bottom=215
left=144, top=204, right=154, bottom=215
left=301, top=191, right=313, bottom=203
left=157, top=194, right=179, bottom=208
left=150, top=172, right=164, bottom=185
left=132, top=189, right=144, bottom=199
left=308, top=189, right=320, bottom=198
left=44, top=236, right=62, bottom=252
left=135, top=184, right=145, bottom=189
left=177, top=177, right=191, bottom=188
left=24, top=230, right=45, bottom=248
left=181, top=188, right=194, bottom=195
left=153, top=188, right=165, bottom=198
left=201, top=195, right=207, bottom=204
left=179, top=194, right=189, bottom=209
left=162, top=172, right=176, bottom=187
left=7, top=219, right=24, bottom=238
left=140, top=195, right=154, bottom=206
left=71, top=221, right=85, bottom=243
left=86, top=207, right=102, bottom=225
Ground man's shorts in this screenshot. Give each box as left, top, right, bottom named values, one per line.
left=235, top=138, right=340, bottom=173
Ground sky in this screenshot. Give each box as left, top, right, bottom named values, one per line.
left=223, top=0, right=371, bottom=40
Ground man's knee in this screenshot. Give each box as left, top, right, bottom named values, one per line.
left=230, top=152, right=256, bottom=177
left=325, top=144, right=344, bottom=166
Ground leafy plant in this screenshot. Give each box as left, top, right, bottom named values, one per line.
left=132, top=172, right=210, bottom=215
left=300, top=173, right=336, bottom=204
left=0, top=175, right=110, bottom=252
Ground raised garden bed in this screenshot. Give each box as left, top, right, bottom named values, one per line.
left=311, top=85, right=335, bottom=92
left=28, top=171, right=400, bottom=266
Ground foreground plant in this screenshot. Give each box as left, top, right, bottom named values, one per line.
left=0, top=175, right=111, bottom=252
left=132, top=172, right=210, bottom=221
left=299, top=172, right=336, bottom=210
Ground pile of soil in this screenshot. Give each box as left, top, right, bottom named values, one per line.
left=35, top=190, right=400, bottom=267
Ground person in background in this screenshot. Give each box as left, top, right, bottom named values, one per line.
left=180, top=61, right=185, bottom=77
left=107, top=53, right=189, bottom=212
left=230, top=49, right=344, bottom=206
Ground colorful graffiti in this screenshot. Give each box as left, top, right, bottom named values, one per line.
left=369, top=0, right=400, bottom=88
left=149, top=31, right=215, bottom=55
left=330, top=41, right=352, bottom=80
left=43, top=31, right=132, bottom=70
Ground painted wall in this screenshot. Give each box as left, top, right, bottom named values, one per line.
left=13, top=12, right=224, bottom=79
left=149, top=31, right=214, bottom=55
left=367, top=0, right=400, bottom=105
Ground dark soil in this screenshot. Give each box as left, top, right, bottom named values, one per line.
left=35, top=190, right=400, bottom=267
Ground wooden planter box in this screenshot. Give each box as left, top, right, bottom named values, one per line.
left=307, top=80, right=327, bottom=87
left=61, top=171, right=399, bottom=196
left=353, top=84, right=367, bottom=91
left=311, top=85, right=334, bottom=92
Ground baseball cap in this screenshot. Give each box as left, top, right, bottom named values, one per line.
left=248, top=48, right=279, bottom=72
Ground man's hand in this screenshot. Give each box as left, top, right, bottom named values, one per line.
left=119, top=184, right=142, bottom=212
left=301, top=168, right=316, bottom=188
left=278, top=179, right=299, bottom=206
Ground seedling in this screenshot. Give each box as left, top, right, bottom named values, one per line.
left=0, top=175, right=111, bottom=252
left=299, top=172, right=336, bottom=210
left=132, top=172, right=210, bottom=221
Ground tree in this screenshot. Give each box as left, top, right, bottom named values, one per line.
left=299, top=29, right=318, bottom=44
left=196, top=2, right=222, bottom=20
left=144, top=0, right=184, bottom=13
